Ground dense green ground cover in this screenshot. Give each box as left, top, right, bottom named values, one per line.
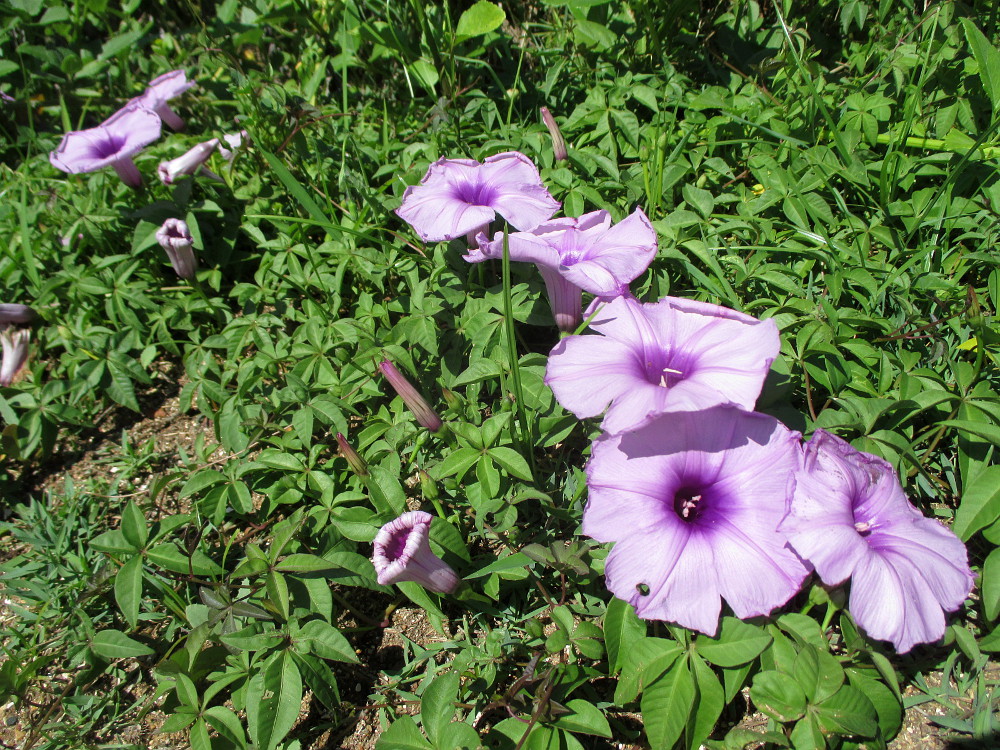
left=2, top=0, right=1000, bottom=747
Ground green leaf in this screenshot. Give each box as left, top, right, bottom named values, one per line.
left=246, top=652, right=302, bottom=750
left=953, top=465, right=1000, bottom=540
left=465, top=552, right=532, bottom=579
left=297, top=620, right=359, bottom=663
left=488, top=446, right=534, bottom=481
left=983, top=547, right=1000, bottom=621
left=260, top=149, right=334, bottom=229
left=421, top=671, right=459, bottom=745
left=91, top=629, right=155, bottom=660
left=376, top=715, right=433, bottom=750
left=147, top=542, right=225, bottom=576
left=454, top=1, right=505, bottom=40
left=792, top=644, right=844, bottom=704
left=366, top=465, right=408, bottom=515
left=614, top=637, right=683, bottom=705
left=91, top=529, right=137, bottom=555
left=696, top=617, right=772, bottom=667
left=814, top=685, right=878, bottom=737
left=552, top=699, right=612, bottom=738
left=789, top=713, right=825, bottom=750
left=190, top=718, right=211, bottom=750
left=689, top=654, right=725, bottom=749
left=750, top=670, right=807, bottom=723
left=641, top=659, right=695, bottom=750
left=961, top=18, right=1000, bottom=110
left=204, top=705, right=248, bottom=749
left=114, top=554, right=143, bottom=630
left=435, top=721, right=480, bottom=749
left=432, top=447, right=481, bottom=481
left=846, top=668, right=902, bottom=741
left=121, top=501, right=148, bottom=549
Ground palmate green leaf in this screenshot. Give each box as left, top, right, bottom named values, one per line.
left=789, top=713, right=824, bottom=750
left=750, top=670, right=807, bottom=723
left=488, top=446, right=534, bottom=481
left=366, top=465, right=408, bottom=515
left=689, top=654, right=724, bottom=750
left=147, top=542, right=225, bottom=577
left=90, top=629, right=155, bottom=660
left=615, top=637, right=683, bottom=705
left=296, top=619, right=359, bottom=663
left=641, top=659, right=695, bottom=750
left=791, top=644, right=844, bottom=704
left=376, top=715, right=433, bottom=750
left=814, top=685, right=878, bottom=737
left=696, top=617, right=772, bottom=667
left=114, top=554, right=142, bottom=630
left=246, top=651, right=302, bottom=750
left=953, top=465, right=1000, bottom=540
left=846, top=668, right=902, bottom=740
left=603, top=597, right=645, bottom=675
left=552, top=698, right=612, bottom=738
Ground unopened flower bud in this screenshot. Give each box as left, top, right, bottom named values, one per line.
left=541, top=107, right=567, bottom=161
left=158, top=138, right=221, bottom=184
left=379, top=359, right=442, bottom=432
left=337, top=432, right=368, bottom=476
left=155, top=218, right=198, bottom=279
left=418, top=469, right=438, bottom=501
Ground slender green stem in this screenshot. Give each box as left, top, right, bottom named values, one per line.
left=500, top=227, right=536, bottom=480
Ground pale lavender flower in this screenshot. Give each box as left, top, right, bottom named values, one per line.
left=1, top=91, right=14, bottom=103
left=0, top=304, right=36, bottom=387
left=540, top=107, right=567, bottom=161
left=379, top=359, right=442, bottom=432
left=133, top=70, right=195, bottom=130
left=158, top=138, right=222, bottom=184
left=546, top=295, right=780, bottom=433
left=395, top=151, right=559, bottom=244
left=218, top=129, right=248, bottom=160
left=585, top=407, right=808, bottom=635
left=372, top=511, right=459, bottom=593
left=779, top=430, right=974, bottom=653
left=466, top=208, right=656, bottom=331
left=49, top=104, right=162, bottom=188
left=155, top=218, right=197, bottom=279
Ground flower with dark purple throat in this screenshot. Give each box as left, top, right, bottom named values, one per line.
left=546, top=295, right=780, bottom=433
left=395, top=151, right=559, bottom=244
left=779, top=430, right=974, bottom=653
left=379, top=359, right=442, bottom=432
left=465, top=208, right=657, bottom=332
left=49, top=104, right=162, bottom=189
left=540, top=107, right=568, bottom=161
left=584, top=407, right=808, bottom=635
left=158, top=138, right=223, bottom=184
left=336, top=432, right=368, bottom=477
left=155, top=218, right=198, bottom=280
left=0, top=303, right=37, bottom=387
left=372, top=511, right=459, bottom=594
left=133, top=70, right=195, bottom=130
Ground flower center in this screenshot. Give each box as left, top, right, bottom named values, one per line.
left=91, top=134, right=127, bottom=159
left=853, top=517, right=879, bottom=537
left=556, top=229, right=588, bottom=266
left=453, top=180, right=498, bottom=207
left=384, top=529, right=410, bottom=561
left=673, top=487, right=705, bottom=522
left=644, top=350, right=689, bottom=388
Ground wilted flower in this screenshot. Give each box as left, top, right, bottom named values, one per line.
left=379, top=359, right=442, bottom=432
left=133, top=70, right=195, bottom=130
left=372, top=511, right=459, bottom=593
left=155, top=218, right=197, bottom=279
left=49, top=104, right=162, bottom=188
left=218, top=129, right=248, bottom=160
left=466, top=208, right=656, bottom=331
left=336, top=432, right=368, bottom=476
left=158, top=138, right=222, bottom=184
left=779, top=430, right=975, bottom=653
left=585, top=407, right=808, bottom=635
left=395, top=151, right=559, bottom=244
left=540, top=107, right=567, bottom=161
left=0, top=304, right=36, bottom=387
left=546, top=295, right=780, bottom=433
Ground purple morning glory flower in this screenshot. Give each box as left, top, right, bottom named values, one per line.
left=395, top=151, right=559, bottom=243
left=372, top=511, right=459, bottom=594
left=465, top=208, right=657, bottom=331
left=379, top=359, right=443, bottom=432
left=156, top=219, right=197, bottom=279
left=779, top=430, right=974, bottom=653
left=49, top=104, right=162, bottom=188
left=158, top=138, right=222, bottom=184
left=133, top=70, right=195, bottom=130
left=546, top=295, right=780, bottom=433
left=585, top=407, right=808, bottom=635
left=0, top=304, right=36, bottom=387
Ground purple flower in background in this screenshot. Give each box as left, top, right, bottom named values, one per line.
left=466, top=208, right=656, bottom=331
left=0, top=304, right=36, bottom=387
left=373, top=511, right=459, bottom=593
left=546, top=295, right=780, bottom=433
left=779, top=430, right=974, bottom=653
left=158, top=138, right=222, bottom=184
left=49, top=104, right=162, bottom=188
left=155, top=218, right=197, bottom=279
left=395, top=151, right=559, bottom=244
left=1, top=91, right=14, bottom=103
left=133, top=70, right=194, bottom=130
left=379, top=359, right=443, bottom=432
left=585, top=407, right=807, bottom=635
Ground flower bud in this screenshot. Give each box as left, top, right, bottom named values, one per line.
left=155, top=218, right=198, bottom=280
left=0, top=328, right=31, bottom=386
left=418, top=469, right=438, bottom=501
left=541, top=107, right=567, bottom=161
left=157, top=138, right=221, bottom=184
left=336, top=432, right=368, bottom=476
left=378, top=359, right=442, bottom=432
